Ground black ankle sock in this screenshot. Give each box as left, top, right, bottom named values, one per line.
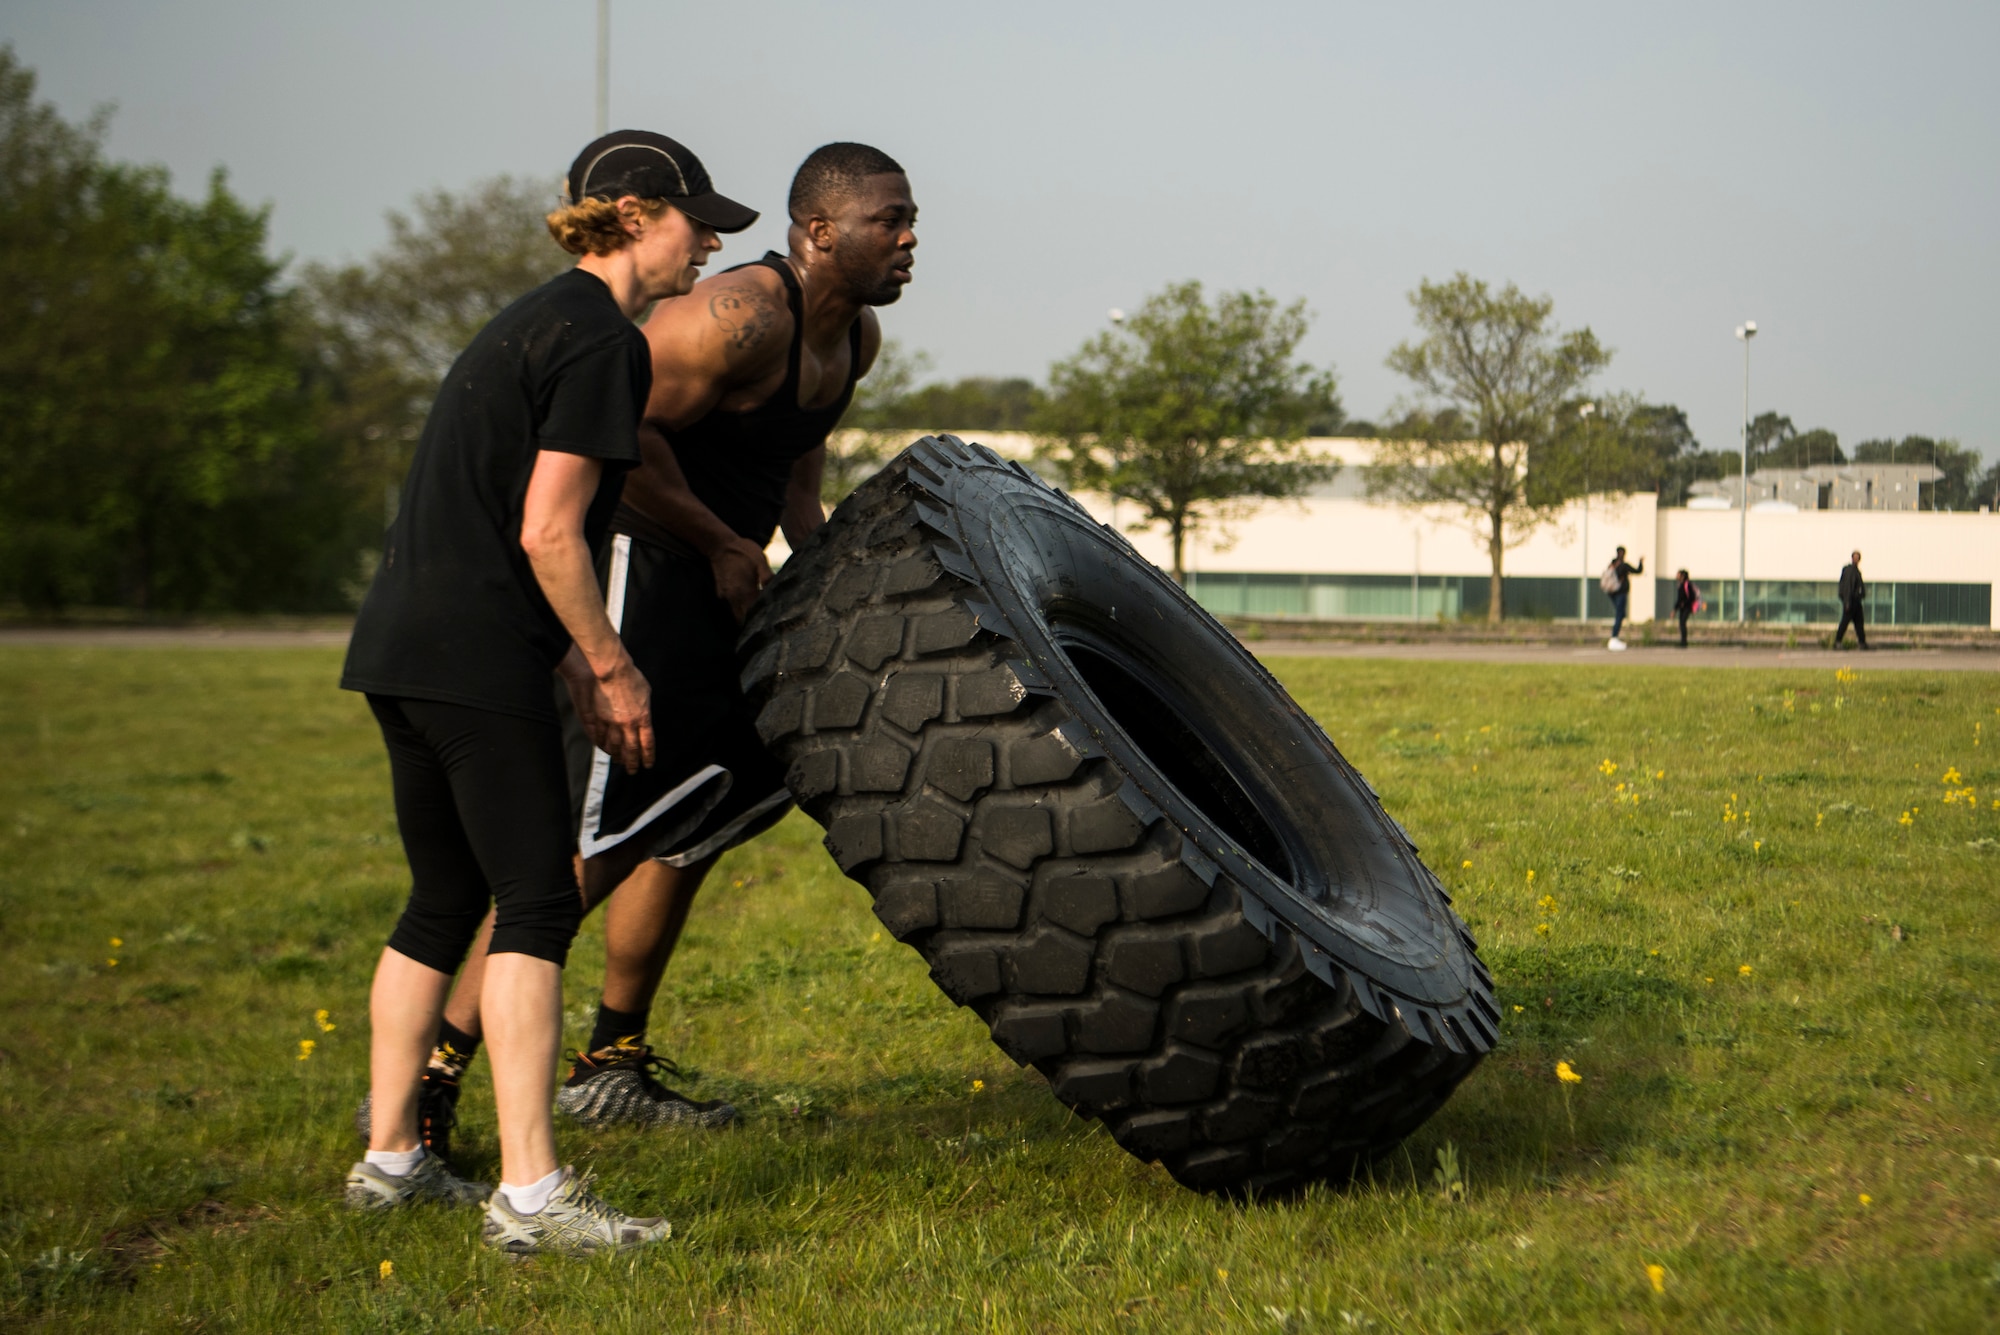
left=432, top=1019, right=481, bottom=1073
left=589, top=1002, right=648, bottom=1054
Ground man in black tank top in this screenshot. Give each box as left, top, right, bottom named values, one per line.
left=553, top=143, right=918, bottom=1125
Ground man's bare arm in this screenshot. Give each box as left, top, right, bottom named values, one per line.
left=624, top=422, right=771, bottom=623
left=639, top=267, right=791, bottom=430
left=781, top=446, right=826, bottom=549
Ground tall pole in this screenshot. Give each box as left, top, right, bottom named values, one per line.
left=594, top=0, right=610, bottom=136
left=1578, top=402, right=1595, bottom=621
left=1734, top=321, right=1757, bottom=623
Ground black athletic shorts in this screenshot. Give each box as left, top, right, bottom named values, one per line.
left=563, top=531, right=792, bottom=868
left=370, top=695, right=582, bottom=971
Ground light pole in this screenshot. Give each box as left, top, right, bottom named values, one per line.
left=1734, top=320, right=1757, bottom=623
left=595, top=0, right=610, bottom=136
left=1577, top=401, right=1596, bottom=621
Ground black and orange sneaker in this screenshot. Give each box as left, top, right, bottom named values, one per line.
left=554, top=1041, right=735, bottom=1130
left=353, top=1064, right=465, bottom=1160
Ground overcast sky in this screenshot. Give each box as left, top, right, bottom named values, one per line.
left=10, top=1, right=1996, bottom=461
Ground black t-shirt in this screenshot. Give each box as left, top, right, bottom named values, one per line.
left=341, top=268, right=649, bottom=721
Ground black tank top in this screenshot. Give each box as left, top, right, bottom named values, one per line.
left=615, top=252, right=863, bottom=553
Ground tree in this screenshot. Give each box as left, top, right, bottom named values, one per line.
left=1742, top=412, right=1845, bottom=470
left=1368, top=274, right=1610, bottom=622
left=1033, top=281, right=1339, bottom=582
left=1529, top=396, right=1701, bottom=506
left=0, top=47, right=348, bottom=612
left=1976, top=457, right=2000, bottom=512
left=300, top=176, right=571, bottom=516
left=1852, top=436, right=1982, bottom=510
left=875, top=375, right=1044, bottom=432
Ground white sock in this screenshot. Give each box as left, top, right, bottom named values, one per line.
left=364, top=1146, right=426, bottom=1177
left=499, top=1167, right=565, bottom=1216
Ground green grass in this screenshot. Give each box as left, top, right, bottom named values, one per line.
left=2, top=648, right=1998, bottom=1332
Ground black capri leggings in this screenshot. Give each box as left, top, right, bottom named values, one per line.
left=368, top=695, right=583, bottom=972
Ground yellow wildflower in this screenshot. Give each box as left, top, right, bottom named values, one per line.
left=1526, top=869, right=1536, bottom=883
left=1536, top=894, right=1557, bottom=913
left=1899, top=811, right=1913, bottom=827
left=1815, top=812, right=1824, bottom=829
left=1739, top=964, right=1753, bottom=977
left=1704, top=976, right=1714, bottom=984
left=297, top=1039, right=315, bottom=1061
left=1512, top=1005, right=1525, bottom=1014
left=1536, top=922, right=1552, bottom=937
left=1943, top=767, right=1962, bottom=786
left=1598, top=759, right=1618, bottom=776
left=1646, top=1263, right=1666, bottom=1294
left=1655, top=770, right=1665, bottom=780
left=1858, top=1193, right=1872, bottom=1207
left=314, top=1009, right=336, bottom=1033
left=1754, top=840, right=1763, bottom=852
left=379, top=1259, right=393, bottom=1280
left=110, top=937, right=123, bottom=948
left=107, top=958, right=118, bottom=968
left=971, top=1079, right=985, bottom=1093
left=1461, top=859, right=1472, bottom=869
left=1216, top=1268, right=1229, bottom=1282
left=1615, top=782, right=1626, bottom=793
left=1555, top=1061, right=1582, bottom=1084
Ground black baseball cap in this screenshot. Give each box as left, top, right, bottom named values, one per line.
left=564, top=130, right=758, bottom=234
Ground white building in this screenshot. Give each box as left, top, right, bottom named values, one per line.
left=805, top=434, right=1998, bottom=631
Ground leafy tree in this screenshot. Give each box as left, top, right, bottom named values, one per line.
left=300, top=176, right=570, bottom=518
left=872, top=375, right=1044, bottom=432
left=1368, top=273, right=1610, bottom=622
left=1852, top=436, right=1983, bottom=510
left=0, top=47, right=348, bottom=612
left=1742, top=412, right=1844, bottom=470
left=1975, top=457, right=2000, bottom=512
left=1033, top=281, right=1339, bottom=582
left=1530, top=396, right=1701, bottom=506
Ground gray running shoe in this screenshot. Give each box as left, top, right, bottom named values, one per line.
left=481, top=1168, right=670, bottom=1255
left=555, top=1042, right=736, bottom=1129
left=343, top=1152, right=489, bottom=1211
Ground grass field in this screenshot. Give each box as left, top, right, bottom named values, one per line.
left=2, top=647, right=1997, bottom=1333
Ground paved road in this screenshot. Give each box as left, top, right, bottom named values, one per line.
left=3, top=626, right=1995, bottom=672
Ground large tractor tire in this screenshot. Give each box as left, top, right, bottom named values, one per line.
left=738, top=435, right=1497, bottom=1194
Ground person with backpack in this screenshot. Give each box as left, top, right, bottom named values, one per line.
left=1602, top=546, right=1644, bottom=651
left=1672, top=568, right=1699, bottom=648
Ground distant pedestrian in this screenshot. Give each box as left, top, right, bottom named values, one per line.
left=1835, top=549, right=1868, bottom=649
left=1673, top=569, right=1700, bottom=648
left=1602, top=545, right=1644, bottom=651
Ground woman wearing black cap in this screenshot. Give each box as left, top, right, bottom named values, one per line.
left=338, top=132, right=755, bottom=1254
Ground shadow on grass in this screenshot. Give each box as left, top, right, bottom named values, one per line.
left=1398, top=941, right=1692, bottom=1193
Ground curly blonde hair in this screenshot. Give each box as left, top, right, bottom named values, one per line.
left=544, top=195, right=672, bottom=256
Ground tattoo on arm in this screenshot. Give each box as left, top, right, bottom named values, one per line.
left=708, top=289, right=779, bottom=351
